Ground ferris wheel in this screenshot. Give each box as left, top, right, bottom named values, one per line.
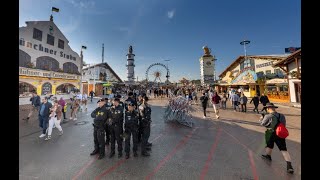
left=145, top=63, right=170, bottom=83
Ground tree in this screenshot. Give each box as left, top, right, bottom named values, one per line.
left=179, top=77, right=190, bottom=86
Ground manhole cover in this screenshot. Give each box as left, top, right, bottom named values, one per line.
left=75, top=121, right=89, bottom=125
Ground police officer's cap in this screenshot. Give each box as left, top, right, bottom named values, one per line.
left=97, top=99, right=105, bottom=103
left=128, top=102, right=134, bottom=106
left=104, top=97, right=109, bottom=101
left=114, top=98, right=120, bottom=102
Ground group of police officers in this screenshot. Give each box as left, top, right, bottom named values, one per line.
left=90, top=92, right=152, bottom=160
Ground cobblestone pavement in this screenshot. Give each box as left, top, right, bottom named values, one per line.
left=19, top=97, right=301, bottom=180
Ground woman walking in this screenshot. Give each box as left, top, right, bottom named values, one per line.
left=250, top=94, right=260, bottom=113
left=221, top=93, right=227, bottom=109
left=58, top=97, right=67, bottom=120
left=45, top=100, right=63, bottom=140
left=70, top=99, right=80, bottom=121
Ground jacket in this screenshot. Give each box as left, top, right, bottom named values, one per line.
left=56, top=105, right=63, bottom=120
left=91, top=105, right=109, bottom=128
left=30, top=95, right=41, bottom=107
left=124, top=110, right=139, bottom=127
left=250, top=96, right=259, bottom=105
left=239, top=96, right=248, bottom=104
left=109, top=105, right=124, bottom=125
left=39, top=102, right=52, bottom=118
left=139, top=104, right=151, bottom=123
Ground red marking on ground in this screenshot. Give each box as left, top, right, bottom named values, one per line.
left=72, top=155, right=98, bottom=180
left=222, top=128, right=284, bottom=178
left=95, top=123, right=180, bottom=179
left=248, top=150, right=259, bottom=180
left=199, top=128, right=222, bottom=180
left=145, top=127, right=199, bottom=180
left=95, top=158, right=127, bottom=180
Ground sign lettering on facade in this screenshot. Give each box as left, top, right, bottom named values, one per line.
left=256, top=61, right=273, bottom=68
left=19, top=38, right=77, bottom=61
left=19, top=67, right=79, bottom=80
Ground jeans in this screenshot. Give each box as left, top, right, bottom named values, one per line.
left=213, top=104, right=220, bottom=116
left=233, top=101, right=239, bottom=111
left=39, top=115, right=49, bottom=134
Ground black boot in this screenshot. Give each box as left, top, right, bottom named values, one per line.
left=133, top=151, right=138, bottom=157
left=98, top=153, right=105, bottom=159
left=125, top=153, right=130, bottom=159
left=147, top=142, right=152, bottom=147
left=109, top=151, right=115, bottom=158
left=90, top=149, right=99, bottom=156
left=261, top=154, right=272, bottom=161
left=146, top=147, right=152, bottom=151
left=141, top=151, right=150, bottom=156
left=118, top=152, right=123, bottom=158
left=287, top=161, right=294, bottom=174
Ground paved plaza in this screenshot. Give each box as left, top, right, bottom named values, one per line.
left=19, top=97, right=301, bottom=180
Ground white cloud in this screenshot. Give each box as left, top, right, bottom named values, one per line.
left=167, top=10, right=175, bottom=19
left=119, top=27, right=130, bottom=32
left=69, top=0, right=95, bottom=9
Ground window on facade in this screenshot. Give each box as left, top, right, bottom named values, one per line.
left=36, top=56, right=60, bottom=71
left=58, top=39, right=64, bottom=49
left=266, top=70, right=271, bottom=75
left=47, top=34, right=55, bottom=46
left=33, top=28, right=42, bottom=41
left=274, top=69, right=282, bottom=75
left=240, top=58, right=254, bottom=70
left=19, top=49, right=31, bottom=67
left=63, top=62, right=79, bottom=74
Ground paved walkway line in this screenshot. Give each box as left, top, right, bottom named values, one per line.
left=145, top=127, right=199, bottom=180
left=199, top=128, right=222, bottom=180
left=248, top=150, right=259, bottom=180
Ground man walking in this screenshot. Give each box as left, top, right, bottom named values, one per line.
left=212, top=92, right=221, bottom=119
left=230, top=92, right=240, bottom=112
left=38, top=97, right=52, bottom=138
left=250, top=94, right=260, bottom=113
left=260, top=103, right=294, bottom=174
left=200, top=93, right=209, bottom=119
left=239, top=93, right=248, bottom=112
left=89, top=90, right=95, bottom=102
left=23, top=91, right=41, bottom=121
left=260, top=93, right=270, bottom=113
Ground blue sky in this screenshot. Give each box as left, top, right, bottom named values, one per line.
left=19, top=0, right=301, bottom=82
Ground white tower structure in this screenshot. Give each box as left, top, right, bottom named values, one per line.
left=199, top=46, right=215, bottom=86
left=126, top=45, right=135, bottom=83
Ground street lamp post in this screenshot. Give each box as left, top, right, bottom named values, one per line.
left=79, top=45, right=86, bottom=94
left=164, top=59, right=170, bottom=85
left=240, top=40, right=250, bottom=59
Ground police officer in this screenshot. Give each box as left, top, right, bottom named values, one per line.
left=108, top=98, right=124, bottom=158
left=115, top=94, right=125, bottom=141
left=139, top=96, right=152, bottom=156
left=124, top=102, right=139, bottom=159
left=125, top=92, right=137, bottom=111
left=90, top=98, right=109, bottom=159
left=136, top=95, right=144, bottom=143
left=103, top=98, right=112, bottom=145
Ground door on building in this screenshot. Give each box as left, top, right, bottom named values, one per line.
left=83, top=84, right=88, bottom=95
left=42, top=82, right=52, bottom=95
left=294, top=82, right=301, bottom=103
